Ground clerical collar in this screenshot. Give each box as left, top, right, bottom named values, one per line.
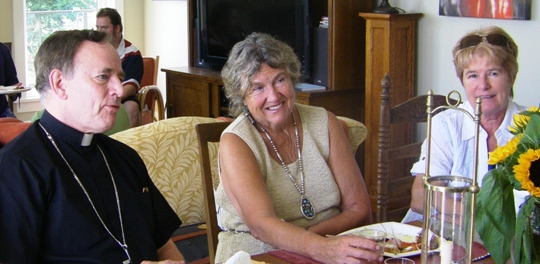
left=81, top=134, right=94, bottom=146
left=40, top=110, right=95, bottom=147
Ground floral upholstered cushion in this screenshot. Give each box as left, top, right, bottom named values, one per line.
left=110, top=116, right=223, bottom=226
left=110, top=116, right=366, bottom=227
left=338, top=116, right=367, bottom=155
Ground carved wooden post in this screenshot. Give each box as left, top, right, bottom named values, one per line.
left=377, top=73, right=392, bottom=223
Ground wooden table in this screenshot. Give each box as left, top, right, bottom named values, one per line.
left=193, top=248, right=494, bottom=264
left=250, top=249, right=494, bottom=264
left=193, top=221, right=495, bottom=263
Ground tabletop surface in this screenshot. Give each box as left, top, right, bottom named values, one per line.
left=192, top=221, right=496, bottom=264
left=250, top=248, right=495, bottom=264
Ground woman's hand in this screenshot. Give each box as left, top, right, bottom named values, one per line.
left=313, top=234, right=384, bottom=264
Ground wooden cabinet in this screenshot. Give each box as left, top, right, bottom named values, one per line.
left=326, top=0, right=372, bottom=91
left=358, top=13, right=422, bottom=221
left=295, top=89, right=363, bottom=121
left=162, top=66, right=363, bottom=120
left=162, top=67, right=224, bottom=118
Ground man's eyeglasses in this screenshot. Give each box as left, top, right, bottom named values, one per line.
left=459, top=34, right=510, bottom=50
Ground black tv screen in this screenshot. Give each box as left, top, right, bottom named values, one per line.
left=196, top=0, right=311, bottom=78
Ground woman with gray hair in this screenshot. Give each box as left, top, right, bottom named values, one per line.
left=214, top=32, right=376, bottom=263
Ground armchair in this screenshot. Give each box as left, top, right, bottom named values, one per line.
left=139, top=55, right=164, bottom=125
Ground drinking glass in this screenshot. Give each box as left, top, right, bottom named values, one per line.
left=384, top=257, right=415, bottom=264
left=358, top=229, right=386, bottom=260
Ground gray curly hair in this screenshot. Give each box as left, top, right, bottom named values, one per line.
left=221, top=32, right=302, bottom=117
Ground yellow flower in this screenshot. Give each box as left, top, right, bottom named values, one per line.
left=488, top=134, right=522, bottom=165
left=513, top=148, right=540, bottom=198
left=528, top=106, right=540, bottom=113
left=508, top=107, right=540, bottom=134
left=509, top=114, right=529, bottom=133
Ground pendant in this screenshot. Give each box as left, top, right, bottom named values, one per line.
left=301, top=196, right=316, bottom=219
left=121, top=244, right=131, bottom=264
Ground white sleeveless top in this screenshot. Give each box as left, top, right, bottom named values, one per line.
left=214, top=104, right=341, bottom=262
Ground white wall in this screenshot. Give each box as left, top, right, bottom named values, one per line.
left=122, top=0, right=143, bottom=52
left=387, top=0, right=540, bottom=108
left=0, top=0, right=13, bottom=41
left=140, top=0, right=189, bottom=100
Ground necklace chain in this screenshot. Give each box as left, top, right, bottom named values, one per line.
left=246, top=111, right=316, bottom=219
left=39, top=123, right=131, bottom=263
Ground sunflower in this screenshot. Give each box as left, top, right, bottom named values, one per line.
left=509, top=106, right=540, bottom=134
left=478, top=111, right=540, bottom=264
left=514, top=149, right=540, bottom=198
left=488, top=134, right=522, bottom=165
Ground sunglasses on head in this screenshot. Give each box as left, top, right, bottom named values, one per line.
left=459, top=33, right=510, bottom=50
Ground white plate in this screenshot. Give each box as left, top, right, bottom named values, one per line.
left=0, top=86, right=31, bottom=94
left=338, top=221, right=423, bottom=258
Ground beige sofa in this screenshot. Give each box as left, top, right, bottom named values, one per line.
left=110, top=116, right=367, bottom=227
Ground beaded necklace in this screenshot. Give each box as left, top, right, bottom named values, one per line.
left=39, top=123, right=131, bottom=264
left=246, top=111, right=316, bottom=219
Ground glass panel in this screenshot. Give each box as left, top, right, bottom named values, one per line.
left=22, top=0, right=115, bottom=97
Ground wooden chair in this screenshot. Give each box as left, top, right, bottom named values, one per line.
left=141, top=55, right=159, bottom=87
left=0, top=118, right=32, bottom=148
left=377, top=73, right=456, bottom=222
left=139, top=85, right=165, bottom=124
left=195, top=121, right=231, bottom=264
left=139, top=56, right=165, bottom=124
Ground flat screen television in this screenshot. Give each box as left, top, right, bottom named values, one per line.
left=195, top=0, right=311, bottom=79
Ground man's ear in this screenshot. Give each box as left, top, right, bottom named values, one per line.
left=49, top=69, right=68, bottom=100
left=115, top=25, right=122, bottom=37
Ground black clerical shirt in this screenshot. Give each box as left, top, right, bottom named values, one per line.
left=0, top=111, right=181, bottom=263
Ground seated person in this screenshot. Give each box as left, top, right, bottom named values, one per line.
left=0, top=29, right=184, bottom=263
left=0, top=42, right=23, bottom=118
left=214, top=32, right=378, bottom=263
left=96, top=7, right=143, bottom=127
left=403, top=26, right=529, bottom=223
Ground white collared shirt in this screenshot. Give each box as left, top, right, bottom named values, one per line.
left=403, top=100, right=529, bottom=223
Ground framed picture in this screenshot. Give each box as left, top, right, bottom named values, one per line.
left=440, top=0, right=531, bottom=20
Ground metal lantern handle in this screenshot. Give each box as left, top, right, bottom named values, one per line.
left=421, top=90, right=482, bottom=264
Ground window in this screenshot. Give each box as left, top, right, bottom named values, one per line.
left=12, top=0, right=122, bottom=100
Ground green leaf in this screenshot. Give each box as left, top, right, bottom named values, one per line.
left=521, top=115, right=540, bottom=147
left=476, top=169, right=514, bottom=263
left=514, top=197, right=535, bottom=264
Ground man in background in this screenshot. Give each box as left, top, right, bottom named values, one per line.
left=0, top=42, right=23, bottom=118
left=96, top=7, right=143, bottom=127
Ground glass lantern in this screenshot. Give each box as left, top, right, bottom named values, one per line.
left=420, top=91, right=482, bottom=264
